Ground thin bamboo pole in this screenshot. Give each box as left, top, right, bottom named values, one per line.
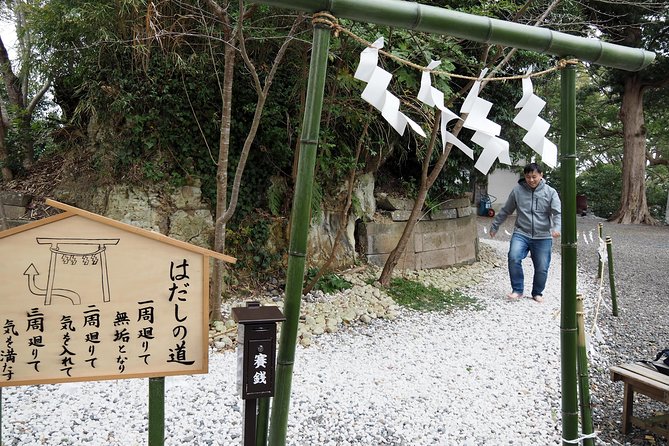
left=576, top=294, right=595, bottom=446
left=267, top=23, right=332, bottom=446
left=596, top=223, right=603, bottom=279
left=252, top=0, right=654, bottom=71
left=560, top=62, right=579, bottom=446
left=606, top=236, right=618, bottom=316
left=148, top=377, right=165, bottom=446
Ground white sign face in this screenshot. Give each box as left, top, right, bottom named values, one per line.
left=0, top=211, right=212, bottom=387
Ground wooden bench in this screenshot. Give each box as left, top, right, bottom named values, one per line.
left=610, top=363, right=669, bottom=437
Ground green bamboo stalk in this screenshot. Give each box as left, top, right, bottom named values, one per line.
left=596, top=223, right=603, bottom=279
left=268, top=23, right=331, bottom=446
left=255, top=397, right=270, bottom=446
left=560, top=62, right=579, bottom=446
left=576, top=294, right=595, bottom=446
left=606, top=236, right=618, bottom=316
left=148, top=377, right=165, bottom=446
left=251, top=0, right=654, bottom=71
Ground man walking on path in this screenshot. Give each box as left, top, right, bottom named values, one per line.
left=489, top=163, right=561, bottom=302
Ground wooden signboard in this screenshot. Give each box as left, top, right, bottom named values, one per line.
left=0, top=200, right=235, bottom=387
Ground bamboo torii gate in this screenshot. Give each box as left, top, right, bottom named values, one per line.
left=249, top=1, right=655, bottom=445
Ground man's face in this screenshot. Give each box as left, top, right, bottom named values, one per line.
left=524, top=170, right=543, bottom=189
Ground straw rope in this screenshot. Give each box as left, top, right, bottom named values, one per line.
left=311, top=12, right=580, bottom=81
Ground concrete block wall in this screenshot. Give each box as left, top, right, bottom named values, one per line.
left=357, top=197, right=478, bottom=270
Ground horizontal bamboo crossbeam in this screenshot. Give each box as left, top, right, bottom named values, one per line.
left=253, top=0, right=655, bottom=71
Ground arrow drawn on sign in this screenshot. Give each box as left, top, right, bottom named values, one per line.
left=24, top=264, right=81, bottom=305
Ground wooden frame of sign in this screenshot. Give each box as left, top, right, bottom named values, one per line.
left=0, top=199, right=235, bottom=387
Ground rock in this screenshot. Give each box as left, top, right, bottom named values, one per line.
left=376, top=194, right=414, bottom=211
left=212, top=321, right=226, bottom=332
left=300, top=333, right=312, bottom=347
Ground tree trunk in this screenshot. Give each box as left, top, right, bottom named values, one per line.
left=207, top=7, right=301, bottom=321
left=0, top=112, right=13, bottom=182
left=210, top=34, right=237, bottom=322
left=610, top=74, right=656, bottom=225
left=378, top=112, right=444, bottom=287
left=378, top=185, right=430, bottom=287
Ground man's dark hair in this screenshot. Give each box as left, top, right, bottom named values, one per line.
left=523, top=162, right=543, bottom=175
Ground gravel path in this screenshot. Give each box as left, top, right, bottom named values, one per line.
left=482, top=214, right=669, bottom=446
left=573, top=216, right=669, bottom=446
left=1, top=215, right=667, bottom=445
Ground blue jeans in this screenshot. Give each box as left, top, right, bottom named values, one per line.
left=508, top=233, right=552, bottom=297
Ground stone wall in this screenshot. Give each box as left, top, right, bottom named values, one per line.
left=0, top=191, right=32, bottom=229
left=3, top=178, right=479, bottom=272
left=357, top=197, right=478, bottom=270
left=15, top=183, right=216, bottom=249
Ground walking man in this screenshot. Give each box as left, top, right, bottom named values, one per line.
left=489, top=163, right=561, bottom=302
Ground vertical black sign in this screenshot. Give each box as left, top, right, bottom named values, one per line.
left=241, top=323, right=277, bottom=399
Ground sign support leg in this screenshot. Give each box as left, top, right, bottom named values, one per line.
left=255, top=397, right=270, bottom=446
left=148, top=377, right=165, bottom=446
left=244, top=398, right=257, bottom=446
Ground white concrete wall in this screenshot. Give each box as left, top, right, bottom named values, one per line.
left=487, top=168, right=520, bottom=211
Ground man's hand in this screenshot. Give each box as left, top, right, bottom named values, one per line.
left=552, top=231, right=561, bottom=238
left=490, top=229, right=497, bottom=238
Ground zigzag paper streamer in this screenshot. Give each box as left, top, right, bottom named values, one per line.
left=513, top=73, right=558, bottom=168
left=417, top=60, right=473, bottom=159
left=460, top=70, right=511, bottom=174
left=354, top=38, right=426, bottom=137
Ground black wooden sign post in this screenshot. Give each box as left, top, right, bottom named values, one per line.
left=232, top=302, right=285, bottom=446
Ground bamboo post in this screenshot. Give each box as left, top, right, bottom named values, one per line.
left=148, top=377, right=165, bottom=446
left=596, top=223, right=603, bottom=279
left=268, top=21, right=331, bottom=446
left=252, top=0, right=655, bottom=71
left=606, top=236, right=618, bottom=316
left=560, top=61, right=579, bottom=446
left=576, top=294, right=595, bottom=446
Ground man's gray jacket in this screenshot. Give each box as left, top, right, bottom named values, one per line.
left=490, top=178, right=561, bottom=239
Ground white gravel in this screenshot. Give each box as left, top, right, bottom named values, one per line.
left=1, top=239, right=600, bottom=446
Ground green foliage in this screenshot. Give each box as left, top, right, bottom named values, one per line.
left=267, top=176, right=288, bottom=217
left=16, top=0, right=669, bottom=292
left=304, top=268, right=352, bottom=294
left=576, top=163, right=667, bottom=221
left=386, top=278, right=479, bottom=312
left=310, top=181, right=323, bottom=224
left=576, top=164, right=622, bottom=219
left=646, top=165, right=669, bottom=222
left=225, top=215, right=283, bottom=282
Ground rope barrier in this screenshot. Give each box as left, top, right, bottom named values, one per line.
left=562, top=431, right=599, bottom=444
left=311, top=11, right=581, bottom=81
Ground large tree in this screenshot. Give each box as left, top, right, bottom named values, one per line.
left=584, top=1, right=669, bottom=224
left=0, top=0, right=51, bottom=180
